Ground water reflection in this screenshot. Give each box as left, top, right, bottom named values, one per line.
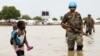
left=68, top=51, right=83, bottom=56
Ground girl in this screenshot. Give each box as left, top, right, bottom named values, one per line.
left=12, top=21, right=33, bottom=56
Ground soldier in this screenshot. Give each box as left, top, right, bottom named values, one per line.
left=61, top=2, right=84, bottom=51
left=84, top=14, right=95, bottom=35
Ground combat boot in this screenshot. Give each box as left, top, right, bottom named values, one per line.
left=77, top=45, right=83, bottom=51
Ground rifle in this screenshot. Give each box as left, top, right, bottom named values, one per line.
left=62, top=23, right=86, bottom=35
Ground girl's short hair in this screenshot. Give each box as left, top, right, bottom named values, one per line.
left=17, top=21, right=25, bottom=28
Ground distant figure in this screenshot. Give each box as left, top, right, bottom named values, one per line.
left=61, top=2, right=84, bottom=51
left=84, top=14, right=95, bottom=35
left=11, top=21, right=33, bottom=56
left=42, top=21, right=44, bottom=25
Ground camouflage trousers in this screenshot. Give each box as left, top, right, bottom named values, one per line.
left=86, top=26, right=92, bottom=35
left=66, top=32, right=83, bottom=51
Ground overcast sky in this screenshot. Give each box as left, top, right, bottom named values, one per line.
left=0, top=0, right=99, bottom=19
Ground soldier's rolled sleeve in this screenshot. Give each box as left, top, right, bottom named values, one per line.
left=61, top=14, right=68, bottom=24
left=61, top=14, right=68, bottom=29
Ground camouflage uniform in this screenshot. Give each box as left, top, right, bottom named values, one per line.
left=84, top=17, right=95, bottom=35
left=61, top=12, right=83, bottom=51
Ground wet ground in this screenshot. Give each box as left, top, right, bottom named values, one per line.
left=0, top=25, right=100, bottom=56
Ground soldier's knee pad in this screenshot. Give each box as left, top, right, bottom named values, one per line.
left=89, top=31, right=92, bottom=35
left=77, top=45, right=83, bottom=51
left=86, top=31, right=88, bottom=34
left=68, top=48, right=74, bottom=51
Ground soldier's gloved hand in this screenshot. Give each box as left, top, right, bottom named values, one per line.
left=61, top=23, right=67, bottom=29
left=66, top=28, right=72, bottom=32
left=80, top=32, right=85, bottom=36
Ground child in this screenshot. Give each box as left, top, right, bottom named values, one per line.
left=11, top=21, right=33, bottom=56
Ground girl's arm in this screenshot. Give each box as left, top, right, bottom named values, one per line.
left=24, top=30, right=29, bottom=47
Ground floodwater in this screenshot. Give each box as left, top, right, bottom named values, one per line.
left=0, top=25, right=100, bottom=56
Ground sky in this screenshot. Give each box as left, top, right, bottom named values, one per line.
left=0, top=0, right=100, bottom=19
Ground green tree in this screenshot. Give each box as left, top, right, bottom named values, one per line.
left=21, top=15, right=31, bottom=20
left=52, top=17, right=58, bottom=21
left=96, top=18, right=100, bottom=20
left=33, top=16, right=42, bottom=21
left=0, top=12, right=2, bottom=20
left=83, top=17, right=87, bottom=20
left=1, top=6, right=21, bottom=21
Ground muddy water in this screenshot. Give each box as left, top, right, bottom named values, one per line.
left=0, top=25, right=100, bottom=56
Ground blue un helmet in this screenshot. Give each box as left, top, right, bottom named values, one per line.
left=69, top=2, right=77, bottom=8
